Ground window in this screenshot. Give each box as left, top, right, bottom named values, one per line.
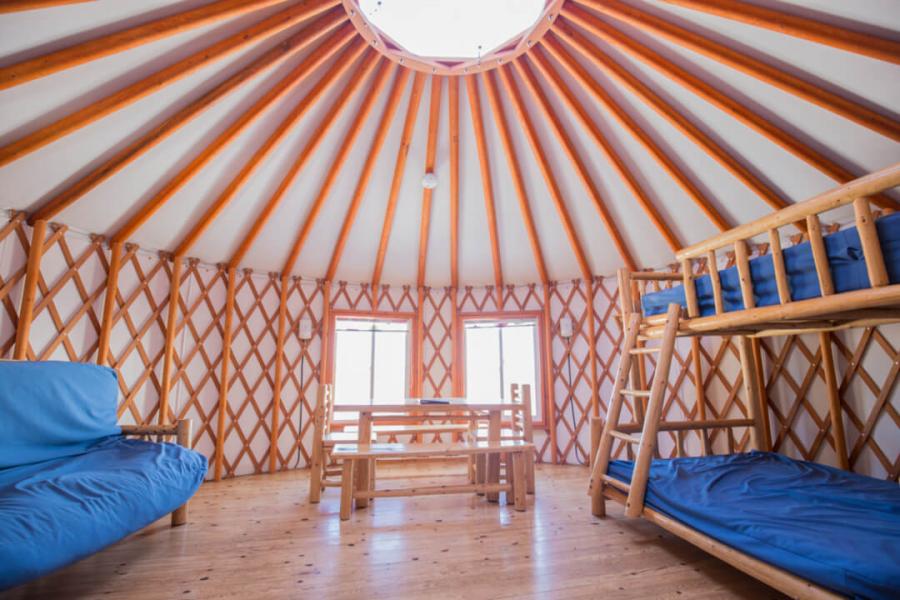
left=333, top=318, right=409, bottom=405
left=464, top=318, right=541, bottom=420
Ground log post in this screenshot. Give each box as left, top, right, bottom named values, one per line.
left=737, top=336, right=766, bottom=451
left=158, top=255, right=183, bottom=426
left=819, top=331, right=849, bottom=469
left=214, top=266, right=237, bottom=481
left=13, top=219, right=48, bottom=360
left=269, top=274, right=289, bottom=473
left=97, top=240, right=122, bottom=366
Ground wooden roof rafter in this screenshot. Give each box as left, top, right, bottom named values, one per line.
left=29, top=10, right=348, bottom=224
left=660, top=0, right=900, bottom=65
left=511, top=56, right=636, bottom=271
left=497, top=64, right=591, bottom=281
left=110, top=26, right=359, bottom=245
left=554, top=23, right=791, bottom=216
left=325, top=67, right=411, bottom=282
left=0, top=0, right=93, bottom=14
left=575, top=0, right=900, bottom=141
left=466, top=75, right=504, bottom=301
left=0, top=0, right=310, bottom=90
left=416, top=75, right=444, bottom=288
left=0, top=1, right=343, bottom=169
left=175, top=46, right=377, bottom=260
left=278, top=60, right=398, bottom=276
left=370, top=72, right=426, bottom=291
left=562, top=4, right=900, bottom=212
left=448, top=77, right=460, bottom=290
left=533, top=42, right=684, bottom=251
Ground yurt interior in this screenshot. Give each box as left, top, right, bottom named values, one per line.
left=1, top=1, right=899, bottom=598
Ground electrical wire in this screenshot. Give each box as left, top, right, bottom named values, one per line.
left=566, top=350, right=587, bottom=466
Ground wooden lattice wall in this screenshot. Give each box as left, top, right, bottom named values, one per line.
left=1, top=211, right=896, bottom=480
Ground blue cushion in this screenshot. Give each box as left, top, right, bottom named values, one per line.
left=0, top=361, right=121, bottom=469
left=608, top=452, right=900, bottom=599
left=0, top=437, right=208, bottom=590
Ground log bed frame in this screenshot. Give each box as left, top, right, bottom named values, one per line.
left=590, top=163, right=900, bottom=600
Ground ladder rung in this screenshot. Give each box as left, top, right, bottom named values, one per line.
left=630, top=347, right=660, bottom=355
left=609, top=430, right=641, bottom=445
left=600, top=474, right=631, bottom=492
left=620, top=389, right=651, bottom=397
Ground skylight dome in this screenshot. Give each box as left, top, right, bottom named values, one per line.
left=359, top=0, right=544, bottom=59
left=346, top=0, right=562, bottom=75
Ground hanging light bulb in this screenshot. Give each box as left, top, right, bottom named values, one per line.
left=422, top=171, right=438, bottom=189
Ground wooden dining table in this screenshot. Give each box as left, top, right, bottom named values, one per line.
left=333, top=399, right=526, bottom=507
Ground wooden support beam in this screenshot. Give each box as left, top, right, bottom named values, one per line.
left=269, top=274, right=289, bottom=473
left=466, top=75, right=504, bottom=305
left=542, top=285, right=558, bottom=464
left=111, top=26, right=357, bottom=245
left=449, top=78, right=460, bottom=291
left=853, top=198, right=889, bottom=287
left=158, top=256, right=184, bottom=426
left=586, top=279, right=600, bottom=417
left=175, top=45, right=372, bottom=259
left=483, top=70, right=548, bottom=285
left=13, top=219, right=47, bottom=360
left=280, top=61, right=395, bottom=275
left=0, top=0, right=92, bottom=12
left=416, top=75, right=443, bottom=288
left=0, top=0, right=296, bottom=90
left=514, top=56, right=637, bottom=271
left=415, top=287, right=425, bottom=397
left=734, top=240, right=755, bottom=309
left=706, top=250, right=724, bottom=314
left=0, top=3, right=341, bottom=169
left=750, top=337, right=772, bottom=451
left=576, top=0, right=900, bottom=141
left=371, top=72, right=426, bottom=291
left=214, top=266, right=237, bottom=481
left=690, top=336, right=710, bottom=455
left=661, top=0, right=900, bottom=65
left=818, top=331, right=849, bottom=469
left=563, top=5, right=899, bottom=211
left=499, top=64, right=593, bottom=282
left=326, top=69, right=410, bottom=281
left=30, top=12, right=346, bottom=223
left=737, top=335, right=767, bottom=452
left=96, top=240, right=122, bottom=366
left=534, top=41, right=684, bottom=250
left=555, top=20, right=788, bottom=215
left=806, top=214, right=834, bottom=296
left=768, top=230, right=791, bottom=304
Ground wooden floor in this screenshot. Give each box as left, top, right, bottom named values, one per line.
left=4, top=463, right=784, bottom=599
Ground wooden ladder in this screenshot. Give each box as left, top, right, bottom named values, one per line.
left=589, top=303, right=681, bottom=518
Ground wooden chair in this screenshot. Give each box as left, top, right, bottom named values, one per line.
left=468, top=383, right=535, bottom=494
left=308, top=384, right=375, bottom=503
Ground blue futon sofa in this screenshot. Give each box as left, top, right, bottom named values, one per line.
left=0, top=361, right=208, bottom=590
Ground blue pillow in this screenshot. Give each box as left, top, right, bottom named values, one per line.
left=0, top=361, right=121, bottom=469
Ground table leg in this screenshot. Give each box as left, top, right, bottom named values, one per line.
left=340, top=460, right=354, bottom=521
left=487, top=410, right=501, bottom=502
left=512, top=452, right=526, bottom=511
left=355, top=414, right=371, bottom=509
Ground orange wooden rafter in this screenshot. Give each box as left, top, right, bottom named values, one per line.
left=279, top=61, right=397, bottom=275
left=576, top=0, right=900, bottom=141
left=465, top=75, right=504, bottom=300
left=29, top=11, right=346, bottom=224
left=662, top=0, right=900, bottom=65
left=483, top=70, right=549, bottom=285
left=514, top=56, right=636, bottom=271
left=0, top=0, right=93, bottom=14
left=225, top=52, right=382, bottom=269
left=0, top=2, right=341, bottom=169
left=555, top=23, right=788, bottom=216
left=562, top=5, right=900, bottom=212
left=448, top=77, right=460, bottom=291
left=416, top=75, right=444, bottom=287
left=533, top=43, right=684, bottom=251
left=498, top=64, right=593, bottom=281
left=110, top=26, right=357, bottom=245
left=0, top=0, right=305, bottom=90
left=325, top=68, right=411, bottom=281
left=370, top=72, right=426, bottom=290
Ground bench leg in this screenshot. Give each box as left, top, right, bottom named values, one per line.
left=512, top=452, right=526, bottom=512
left=171, top=419, right=191, bottom=525
left=340, top=460, right=355, bottom=521
left=526, top=449, right=535, bottom=495
left=171, top=504, right=187, bottom=527
left=475, top=454, right=486, bottom=495
left=369, top=458, right=376, bottom=502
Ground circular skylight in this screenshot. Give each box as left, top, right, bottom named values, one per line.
left=358, top=0, right=546, bottom=59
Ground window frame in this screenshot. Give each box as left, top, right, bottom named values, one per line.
left=328, top=310, right=417, bottom=403
left=459, top=310, right=550, bottom=429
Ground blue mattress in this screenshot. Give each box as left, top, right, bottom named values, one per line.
left=607, top=452, right=900, bottom=599
left=0, top=436, right=207, bottom=590
left=642, top=212, right=900, bottom=316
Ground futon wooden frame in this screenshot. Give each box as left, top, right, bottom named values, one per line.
left=121, top=419, right=193, bottom=526
left=589, top=164, right=900, bottom=600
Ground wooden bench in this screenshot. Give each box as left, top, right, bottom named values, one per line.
left=345, top=422, right=470, bottom=440
left=331, top=441, right=533, bottom=520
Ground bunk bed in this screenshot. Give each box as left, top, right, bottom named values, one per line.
left=589, top=163, right=900, bottom=600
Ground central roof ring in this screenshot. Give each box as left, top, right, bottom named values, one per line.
left=342, top=0, right=564, bottom=76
